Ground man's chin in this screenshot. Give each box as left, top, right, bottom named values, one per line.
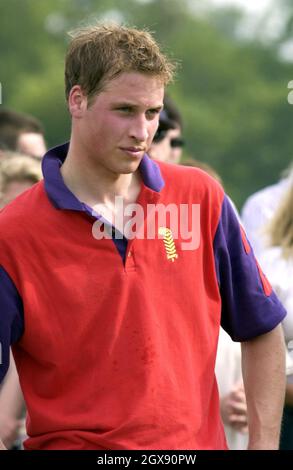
left=121, top=160, right=142, bottom=174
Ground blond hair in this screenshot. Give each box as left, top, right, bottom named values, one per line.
left=65, top=23, right=176, bottom=104
left=0, top=153, right=42, bottom=195
left=268, top=183, right=293, bottom=258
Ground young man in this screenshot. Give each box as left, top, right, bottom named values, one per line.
left=0, top=23, right=287, bottom=450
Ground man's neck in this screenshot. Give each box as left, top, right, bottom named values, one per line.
left=60, top=145, right=142, bottom=210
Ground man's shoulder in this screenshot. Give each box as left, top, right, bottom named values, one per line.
left=158, top=160, right=223, bottom=191
left=0, top=180, right=45, bottom=234
left=154, top=162, right=225, bottom=232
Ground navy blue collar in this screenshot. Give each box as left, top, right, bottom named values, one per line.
left=42, top=142, right=165, bottom=210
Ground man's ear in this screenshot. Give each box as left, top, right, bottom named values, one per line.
left=68, top=86, right=87, bottom=118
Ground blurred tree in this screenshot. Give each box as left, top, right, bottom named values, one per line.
left=0, top=0, right=292, bottom=207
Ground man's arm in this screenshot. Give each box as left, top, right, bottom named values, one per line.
left=0, top=353, right=25, bottom=448
left=241, top=324, right=286, bottom=450
left=0, top=267, right=25, bottom=451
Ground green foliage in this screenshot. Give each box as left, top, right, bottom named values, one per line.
left=0, top=0, right=292, bottom=207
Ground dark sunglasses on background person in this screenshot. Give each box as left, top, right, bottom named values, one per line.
left=170, top=137, right=184, bottom=148
left=153, top=129, right=185, bottom=148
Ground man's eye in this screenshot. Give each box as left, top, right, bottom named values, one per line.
left=146, top=109, right=160, bottom=119
left=118, top=107, right=132, bottom=113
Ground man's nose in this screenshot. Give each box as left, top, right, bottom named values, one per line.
left=129, top=116, right=149, bottom=142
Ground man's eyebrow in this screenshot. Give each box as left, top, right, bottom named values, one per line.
left=110, top=101, right=138, bottom=108
left=112, top=102, right=163, bottom=110
left=150, top=105, right=164, bottom=111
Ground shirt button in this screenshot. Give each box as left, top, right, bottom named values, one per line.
left=128, top=251, right=132, bottom=257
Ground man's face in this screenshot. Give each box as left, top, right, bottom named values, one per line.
left=149, top=127, right=182, bottom=164
left=71, top=72, right=164, bottom=175
left=17, top=133, right=47, bottom=159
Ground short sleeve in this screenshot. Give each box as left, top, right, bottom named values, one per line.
left=213, top=195, right=287, bottom=341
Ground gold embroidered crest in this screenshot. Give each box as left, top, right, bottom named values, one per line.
left=158, top=227, right=178, bottom=262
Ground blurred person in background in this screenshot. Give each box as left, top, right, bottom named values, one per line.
left=0, top=108, right=46, bottom=160
left=148, top=96, right=184, bottom=164
left=241, top=165, right=293, bottom=258
left=258, top=183, right=293, bottom=449
left=0, top=153, right=42, bottom=207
